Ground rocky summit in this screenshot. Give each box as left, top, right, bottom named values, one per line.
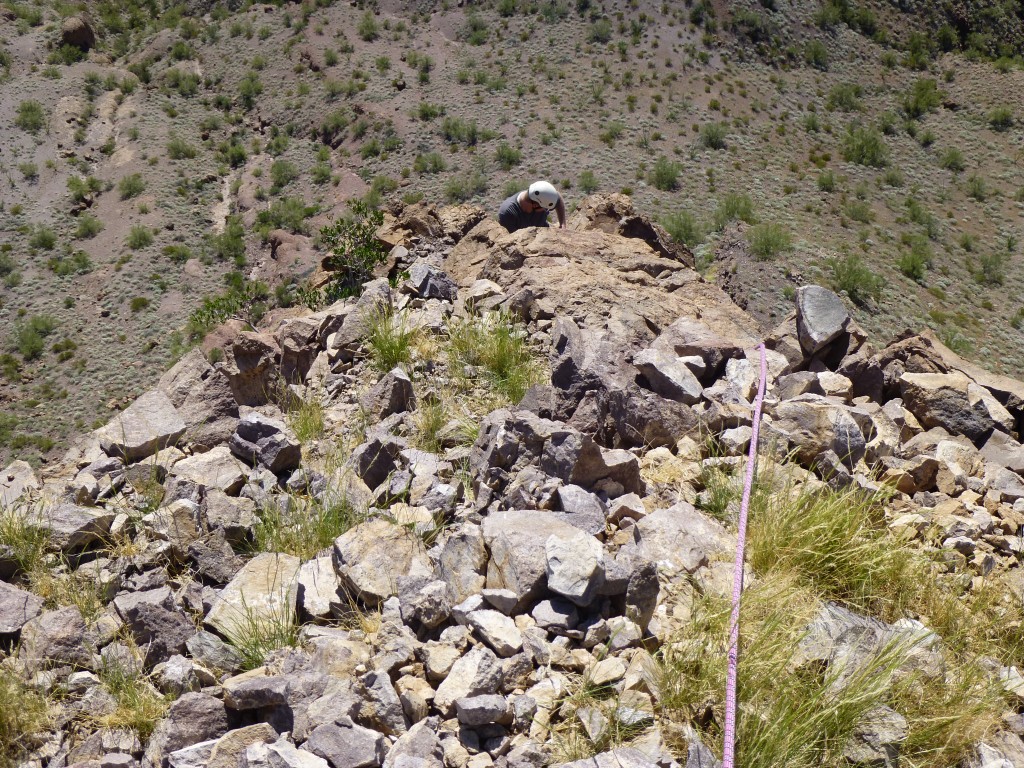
left=4, top=196, right=1024, bottom=768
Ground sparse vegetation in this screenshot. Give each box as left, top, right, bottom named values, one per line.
left=447, top=310, right=539, bottom=404
left=842, top=123, right=888, bottom=167
left=747, top=223, right=792, bottom=260
left=829, top=253, right=883, bottom=304
left=15, top=100, right=45, bottom=133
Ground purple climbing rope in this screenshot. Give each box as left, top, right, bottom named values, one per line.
left=722, top=343, right=768, bottom=768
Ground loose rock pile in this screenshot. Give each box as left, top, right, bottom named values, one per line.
left=3, top=195, right=1024, bottom=768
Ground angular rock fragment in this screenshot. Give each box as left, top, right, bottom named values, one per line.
left=96, top=389, right=186, bottom=462
left=229, top=412, right=301, bottom=474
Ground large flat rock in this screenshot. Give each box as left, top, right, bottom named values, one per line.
left=95, top=389, right=187, bottom=462
left=205, top=553, right=301, bottom=642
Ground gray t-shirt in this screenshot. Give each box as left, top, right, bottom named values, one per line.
left=498, top=193, right=549, bottom=233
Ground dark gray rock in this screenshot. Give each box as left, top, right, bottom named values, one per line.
left=145, top=693, right=229, bottom=766
left=455, top=694, right=512, bottom=727
left=349, top=435, right=403, bottom=490
left=361, top=368, right=415, bottom=420
left=124, top=603, right=196, bottom=668
left=633, top=347, right=704, bottom=403
left=796, top=285, right=850, bottom=356
left=186, top=630, right=244, bottom=674
left=531, top=598, right=579, bottom=631
left=408, top=262, right=458, bottom=301
left=19, top=605, right=92, bottom=669
left=223, top=674, right=289, bottom=710
left=229, top=412, right=301, bottom=474
left=0, top=580, right=43, bottom=636
left=304, top=717, right=387, bottom=768
left=553, top=484, right=607, bottom=537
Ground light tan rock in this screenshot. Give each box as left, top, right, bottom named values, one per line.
left=205, top=553, right=301, bottom=641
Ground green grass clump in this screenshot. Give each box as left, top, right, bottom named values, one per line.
left=747, top=223, right=792, bottom=260
left=0, top=664, right=50, bottom=768
left=447, top=310, right=540, bottom=404
left=826, top=82, right=863, bottom=112
left=286, top=392, right=325, bottom=443
left=699, top=122, right=728, bottom=149
left=988, top=106, right=1014, bottom=131
left=648, top=156, right=681, bottom=191
left=13, top=315, right=57, bottom=361
left=902, top=78, right=942, bottom=119
left=579, top=170, right=599, bottom=193
left=118, top=173, right=146, bottom=200
left=661, top=210, right=706, bottom=247
left=166, top=135, right=197, bottom=160
left=15, top=100, right=45, bottom=133
left=365, top=304, right=418, bottom=373
left=28, top=225, right=56, bottom=250
left=126, top=225, right=154, bottom=250
left=444, top=169, right=488, bottom=202
left=253, top=492, right=364, bottom=563
left=94, top=651, right=169, bottom=742
left=357, top=10, right=378, bottom=41
left=74, top=213, right=104, bottom=239
left=841, top=123, right=888, bottom=167
left=413, top=152, right=446, bottom=175
left=495, top=142, right=522, bottom=171
left=47, top=250, right=92, bottom=276
left=713, top=192, right=756, bottom=230
left=828, top=254, right=882, bottom=305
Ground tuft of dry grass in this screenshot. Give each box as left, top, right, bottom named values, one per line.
left=0, top=662, right=51, bottom=768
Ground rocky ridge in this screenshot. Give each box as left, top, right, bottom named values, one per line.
left=2, top=195, right=1024, bottom=768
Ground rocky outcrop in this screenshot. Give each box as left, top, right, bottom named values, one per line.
left=8, top=196, right=1024, bottom=768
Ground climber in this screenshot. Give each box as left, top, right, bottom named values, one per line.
left=498, top=180, right=566, bottom=233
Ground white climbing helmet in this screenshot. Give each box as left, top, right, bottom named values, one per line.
left=528, top=180, right=559, bottom=211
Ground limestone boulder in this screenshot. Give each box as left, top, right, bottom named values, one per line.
left=795, top=285, right=850, bottom=356
left=220, top=332, right=281, bottom=407
left=95, top=389, right=186, bottom=462
left=0, top=580, right=43, bottom=636
left=1, top=460, right=39, bottom=508
left=158, top=349, right=240, bottom=450
left=205, top=553, right=301, bottom=642
left=361, top=368, right=415, bottom=420
left=170, top=446, right=247, bottom=494
left=332, top=518, right=434, bottom=605
left=900, top=372, right=1006, bottom=445
left=629, top=503, right=732, bottom=577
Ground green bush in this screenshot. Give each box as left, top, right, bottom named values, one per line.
left=495, top=142, right=522, bottom=171
left=826, top=83, right=863, bottom=112
left=319, top=200, right=387, bottom=300
left=939, top=147, right=965, bottom=173
left=357, top=10, right=378, bottom=41
left=188, top=280, right=270, bottom=341
left=238, top=72, right=263, bottom=110
left=18, top=162, right=38, bottom=180
left=841, top=123, right=888, bottom=167
left=817, top=170, right=836, bottom=192
left=588, top=18, right=612, bottom=43
left=126, top=225, right=153, bottom=250
left=828, top=254, right=882, bottom=305
left=28, top=225, right=57, bottom=250
left=440, top=117, right=493, bottom=146
left=209, top=216, right=246, bottom=264
left=413, top=152, right=446, bottom=174
left=661, top=210, right=706, bottom=247
left=130, top=296, right=150, bottom=312
left=15, top=100, right=45, bottom=133
left=444, top=168, right=488, bottom=202
left=713, top=192, right=756, bottom=230
left=747, top=223, right=792, bottom=260
left=844, top=200, right=874, bottom=223
left=804, top=39, right=828, bottom=69
left=898, top=238, right=932, bottom=282
left=118, top=173, right=146, bottom=200
left=163, top=244, right=193, bottom=264
left=599, top=121, right=625, bottom=147
left=462, top=13, right=489, bottom=45
left=976, top=250, right=1009, bottom=285
left=988, top=106, right=1014, bottom=131
left=256, top=197, right=318, bottom=236
left=47, top=250, right=92, bottom=276
left=966, top=174, right=988, bottom=201
left=699, top=122, right=727, bottom=149
left=648, top=156, right=681, bottom=191
left=270, top=159, right=299, bottom=190
left=164, top=68, right=199, bottom=96
left=14, top=315, right=57, bottom=361
left=415, top=102, right=445, bottom=121
left=579, top=170, right=599, bottom=193
left=167, top=135, right=197, bottom=159
left=902, top=78, right=942, bottom=119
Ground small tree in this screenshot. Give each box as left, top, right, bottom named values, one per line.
left=319, top=200, right=387, bottom=301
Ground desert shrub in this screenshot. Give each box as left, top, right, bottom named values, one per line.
left=444, top=168, right=488, bottom=202
left=217, top=138, right=248, bottom=168
left=319, top=200, right=387, bottom=300
left=699, top=122, right=727, bottom=149
left=495, top=143, right=522, bottom=171
left=579, top=170, right=599, bottom=193
left=68, top=175, right=102, bottom=204
left=126, top=226, right=153, bottom=250
left=988, top=106, right=1014, bottom=131
left=661, top=210, right=706, bottom=247
left=588, top=18, right=612, bottom=43
left=713, top=192, right=756, bottom=230
left=14, top=315, right=57, bottom=361
left=188, top=279, right=270, bottom=339
left=648, top=156, right=681, bottom=191
left=440, top=117, right=493, bottom=146
left=413, top=152, right=446, bottom=174
left=15, top=100, right=45, bottom=133
left=130, top=296, right=151, bottom=312
left=842, top=123, right=888, bottom=167
left=163, top=244, right=193, bottom=264
left=747, top=223, right=792, bottom=260
left=804, top=39, right=828, bottom=69
left=270, top=159, right=299, bottom=191
left=965, top=174, right=988, bottom=201
left=118, top=173, right=146, bottom=200
left=462, top=13, right=489, bottom=45
left=817, top=170, right=836, bottom=192
left=18, top=162, right=37, bottom=180
left=28, top=225, right=57, bottom=250
left=905, top=197, right=940, bottom=239
left=448, top=310, right=540, bottom=404
left=357, top=10, right=378, bottom=41
left=976, top=250, right=1009, bottom=285
left=164, top=68, right=199, bottom=96
left=47, top=250, right=92, bottom=276
left=599, top=121, right=625, bottom=147
left=209, top=216, right=246, bottom=264
left=844, top=200, right=874, bottom=223
left=829, top=253, right=882, bottom=304
left=238, top=72, right=263, bottom=110
left=898, top=238, right=932, bottom=282
left=826, top=82, right=863, bottom=112
left=882, top=168, right=904, bottom=187
left=256, top=198, right=317, bottom=237
left=166, top=135, right=197, bottom=159
left=902, top=78, right=942, bottom=119
left=415, top=102, right=445, bottom=121
left=939, top=148, right=965, bottom=172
